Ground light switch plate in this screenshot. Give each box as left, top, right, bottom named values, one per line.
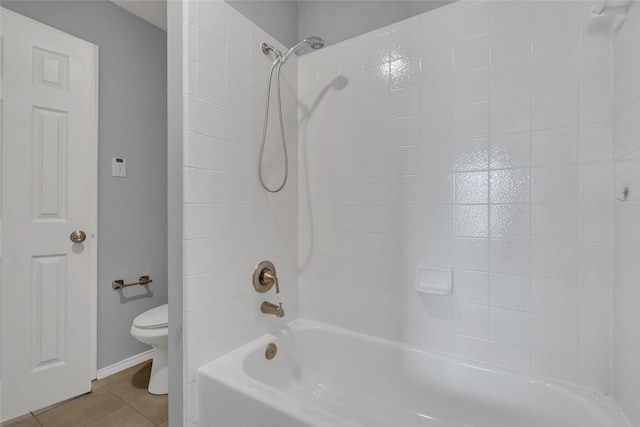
left=112, top=157, right=126, bottom=177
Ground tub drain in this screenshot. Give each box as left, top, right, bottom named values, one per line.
left=265, top=343, right=277, bottom=360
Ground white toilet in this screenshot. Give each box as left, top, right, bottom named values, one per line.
left=130, top=304, right=168, bottom=395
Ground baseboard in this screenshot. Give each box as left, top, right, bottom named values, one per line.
left=96, top=349, right=154, bottom=380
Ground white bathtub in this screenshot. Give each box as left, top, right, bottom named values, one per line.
left=198, top=320, right=629, bottom=427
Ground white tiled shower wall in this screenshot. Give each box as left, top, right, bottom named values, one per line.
left=181, top=1, right=299, bottom=424
left=612, top=1, right=640, bottom=424
left=299, top=0, right=614, bottom=389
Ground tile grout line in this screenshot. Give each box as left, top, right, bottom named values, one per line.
left=100, top=372, right=167, bottom=426
left=99, top=383, right=157, bottom=426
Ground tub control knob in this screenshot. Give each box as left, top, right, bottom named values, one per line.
left=253, top=261, right=279, bottom=294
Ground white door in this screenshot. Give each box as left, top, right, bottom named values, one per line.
left=0, top=8, right=98, bottom=421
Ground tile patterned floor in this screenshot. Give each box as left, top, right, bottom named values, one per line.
left=2, top=361, right=167, bottom=427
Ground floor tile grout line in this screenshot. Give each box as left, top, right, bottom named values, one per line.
left=94, top=376, right=167, bottom=426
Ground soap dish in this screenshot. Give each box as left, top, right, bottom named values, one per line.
left=415, top=266, right=453, bottom=295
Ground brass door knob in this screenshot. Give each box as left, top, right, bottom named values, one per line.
left=70, top=230, right=87, bottom=243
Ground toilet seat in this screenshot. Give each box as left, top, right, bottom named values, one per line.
left=133, top=304, right=168, bottom=329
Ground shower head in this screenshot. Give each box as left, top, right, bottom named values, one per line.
left=280, top=36, right=325, bottom=64
left=305, top=37, right=325, bottom=50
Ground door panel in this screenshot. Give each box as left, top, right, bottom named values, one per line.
left=1, top=8, right=98, bottom=421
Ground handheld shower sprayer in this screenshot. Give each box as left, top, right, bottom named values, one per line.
left=279, top=37, right=325, bottom=64
left=258, top=37, right=325, bottom=193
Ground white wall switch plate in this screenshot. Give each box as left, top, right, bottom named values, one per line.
left=112, top=157, right=126, bottom=177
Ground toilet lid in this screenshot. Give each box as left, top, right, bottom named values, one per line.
left=133, top=304, right=168, bottom=329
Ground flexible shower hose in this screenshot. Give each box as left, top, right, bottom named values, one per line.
left=258, top=59, right=288, bottom=193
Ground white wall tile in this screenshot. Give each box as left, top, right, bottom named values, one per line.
left=530, top=350, right=578, bottom=383
left=531, top=241, right=580, bottom=280
left=420, top=47, right=454, bottom=82
left=453, top=1, right=488, bottom=42
left=490, top=168, right=530, bottom=203
left=418, top=171, right=453, bottom=204
left=580, top=282, right=611, bottom=323
left=489, top=26, right=531, bottom=66
left=198, top=65, right=225, bottom=106
left=389, top=116, right=421, bottom=146
left=489, top=273, right=530, bottom=311
left=453, top=102, right=489, bottom=139
left=489, top=58, right=531, bottom=101
left=580, top=122, right=612, bottom=164
left=531, top=126, right=580, bottom=167
left=454, top=270, right=489, bottom=305
left=579, top=359, right=611, bottom=392
left=579, top=321, right=610, bottom=364
left=489, top=132, right=531, bottom=169
left=454, top=35, right=489, bottom=74
left=532, top=49, right=579, bottom=94
left=226, top=78, right=251, bottom=116
left=198, top=30, right=226, bottom=74
left=453, top=137, right=489, bottom=172
left=225, top=6, right=250, bottom=55
left=419, top=5, right=453, bottom=52
left=453, top=205, right=488, bottom=238
left=197, top=100, right=225, bottom=139
left=227, top=47, right=251, bottom=86
left=530, top=313, right=578, bottom=356
left=531, top=166, right=580, bottom=203
left=489, top=96, right=530, bottom=136
left=420, top=78, right=453, bottom=113
left=452, top=303, right=489, bottom=339
left=532, top=1, right=580, bottom=56
left=416, top=204, right=453, bottom=236
left=391, top=55, right=421, bottom=89
left=531, top=203, right=579, bottom=241
left=532, top=86, right=580, bottom=130
left=420, top=109, right=453, bottom=142
left=489, top=341, right=530, bottom=371
left=530, top=277, right=578, bottom=318
left=453, top=69, right=488, bottom=107
left=489, top=204, right=530, bottom=239
left=489, top=307, right=529, bottom=347
left=453, top=238, right=488, bottom=272
left=454, top=171, right=489, bottom=204
left=452, top=334, right=489, bottom=363
left=390, top=85, right=420, bottom=118
left=489, top=1, right=531, bottom=34
left=198, top=0, right=225, bottom=41
left=489, top=239, right=531, bottom=275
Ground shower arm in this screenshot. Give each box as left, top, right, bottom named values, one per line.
left=261, top=43, right=283, bottom=60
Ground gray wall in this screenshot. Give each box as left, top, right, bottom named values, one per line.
left=2, top=1, right=168, bottom=370
left=226, top=0, right=298, bottom=48
left=298, top=1, right=454, bottom=49
left=226, top=0, right=453, bottom=53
